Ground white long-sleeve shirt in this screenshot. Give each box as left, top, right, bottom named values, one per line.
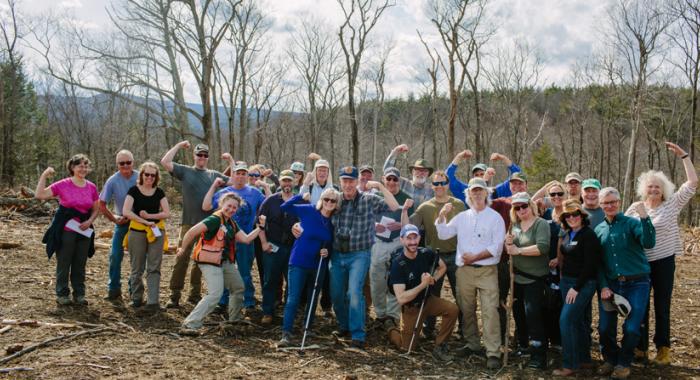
left=435, top=207, right=506, bottom=267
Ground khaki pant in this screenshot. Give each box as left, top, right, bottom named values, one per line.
left=182, top=260, right=244, bottom=329
left=127, top=231, right=163, bottom=305
left=370, top=239, right=402, bottom=320
left=389, top=296, right=459, bottom=350
left=168, top=224, right=202, bottom=301
left=456, top=265, right=501, bottom=358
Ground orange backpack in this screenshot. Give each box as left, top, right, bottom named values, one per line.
left=191, top=213, right=237, bottom=266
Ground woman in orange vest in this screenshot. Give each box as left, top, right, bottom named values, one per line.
left=177, top=192, right=266, bottom=334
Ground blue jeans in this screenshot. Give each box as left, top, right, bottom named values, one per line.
left=559, top=277, right=596, bottom=369
left=262, top=244, right=291, bottom=316
left=282, top=263, right=327, bottom=334
left=598, top=276, right=650, bottom=367
left=235, top=242, right=256, bottom=307
left=330, top=249, right=371, bottom=341
left=108, top=223, right=129, bottom=292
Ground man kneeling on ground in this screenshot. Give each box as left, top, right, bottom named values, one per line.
left=387, top=224, right=458, bottom=361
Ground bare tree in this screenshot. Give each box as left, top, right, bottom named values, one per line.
left=608, top=0, right=671, bottom=205
left=370, top=41, right=393, bottom=167
left=417, top=30, right=441, bottom=165
left=337, top=0, right=395, bottom=165
left=427, top=0, right=487, bottom=158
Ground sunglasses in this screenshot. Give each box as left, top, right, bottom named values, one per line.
left=118, top=161, right=132, bottom=166
left=563, top=211, right=581, bottom=219
left=385, top=176, right=399, bottom=182
left=513, top=204, right=529, bottom=212
left=143, top=172, right=157, bottom=178
left=601, top=200, right=619, bottom=206
left=549, top=192, right=565, bottom=197
left=432, top=180, right=449, bottom=187
left=196, top=153, right=209, bottom=158
left=323, top=198, right=338, bottom=204
left=568, top=180, right=580, bottom=185
left=249, top=173, right=261, bottom=178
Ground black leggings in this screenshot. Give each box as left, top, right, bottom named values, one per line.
left=513, top=279, right=546, bottom=346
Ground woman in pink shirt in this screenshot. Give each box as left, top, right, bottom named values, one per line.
left=36, top=154, right=100, bottom=306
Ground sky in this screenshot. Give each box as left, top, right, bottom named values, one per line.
left=18, top=0, right=616, bottom=103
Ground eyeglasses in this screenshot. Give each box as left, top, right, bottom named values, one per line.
left=143, top=172, right=157, bottom=178
left=513, top=204, right=530, bottom=212
left=563, top=211, right=581, bottom=219
left=196, top=153, right=209, bottom=158
left=385, top=177, right=399, bottom=182
left=323, top=198, right=338, bottom=204
left=601, top=200, right=619, bottom=206
left=432, top=180, right=449, bottom=187
left=118, top=161, right=132, bottom=166
left=249, top=173, right=261, bottom=178
left=549, top=192, right=565, bottom=197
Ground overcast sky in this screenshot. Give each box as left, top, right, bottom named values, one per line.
left=21, top=0, right=615, bottom=102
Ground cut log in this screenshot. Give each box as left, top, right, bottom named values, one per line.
left=0, top=242, right=21, bottom=249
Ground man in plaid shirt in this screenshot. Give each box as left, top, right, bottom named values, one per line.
left=330, top=165, right=401, bottom=351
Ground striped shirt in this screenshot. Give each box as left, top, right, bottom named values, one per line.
left=625, top=182, right=697, bottom=262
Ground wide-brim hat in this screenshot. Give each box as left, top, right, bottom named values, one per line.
left=408, top=159, right=433, bottom=175
left=601, top=293, right=632, bottom=319
left=559, top=199, right=589, bottom=225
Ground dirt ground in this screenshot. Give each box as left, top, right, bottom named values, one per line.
left=1, top=212, right=699, bottom=379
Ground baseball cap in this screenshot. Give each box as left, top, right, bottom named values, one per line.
left=582, top=178, right=602, bottom=190
left=194, top=144, right=209, bottom=154
left=511, top=192, right=531, bottom=204
left=279, top=169, right=295, bottom=181
left=290, top=162, right=305, bottom=172
left=400, top=224, right=420, bottom=238
left=338, top=165, right=358, bottom=179
left=468, top=177, right=488, bottom=190
left=471, top=163, right=488, bottom=173
left=601, top=293, right=632, bottom=319
left=383, top=167, right=401, bottom=179
left=314, top=159, right=330, bottom=169
left=509, top=172, right=528, bottom=183
left=359, top=164, right=374, bottom=174
left=565, top=172, right=584, bottom=183
left=232, top=162, right=249, bottom=172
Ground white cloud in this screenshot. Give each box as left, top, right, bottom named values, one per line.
left=58, top=0, right=83, bottom=9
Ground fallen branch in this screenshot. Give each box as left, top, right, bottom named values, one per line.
left=1, top=319, right=81, bottom=329
left=0, top=242, right=21, bottom=249
left=0, top=326, right=11, bottom=334
left=277, top=344, right=321, bottom=352
left=298, top=355, right=324, bottom=367
left=0, top=326, right=115, bottom=365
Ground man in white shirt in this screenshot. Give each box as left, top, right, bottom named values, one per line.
left=436, top=178, right=505, bottom=369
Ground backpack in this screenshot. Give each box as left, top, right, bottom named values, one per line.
left=388, top=247, right=437, bottom=298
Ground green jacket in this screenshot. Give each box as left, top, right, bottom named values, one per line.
left=594, top=212, right=655, bottom=289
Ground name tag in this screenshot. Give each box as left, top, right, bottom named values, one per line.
left=568, top=241, right=578, bottom=246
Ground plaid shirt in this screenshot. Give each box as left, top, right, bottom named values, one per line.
left=332, top=192, right=391, bottom=252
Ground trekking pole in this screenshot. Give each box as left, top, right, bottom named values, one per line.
left=503, top=226, right=515, bottom=367
left=299, top=255, right=325, bottom=356
left=405, top=248, right=440, bottom=355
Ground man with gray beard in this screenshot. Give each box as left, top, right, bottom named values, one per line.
left=383, top=144, right=434, bottom=208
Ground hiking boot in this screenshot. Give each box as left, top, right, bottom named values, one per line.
left=422, top=328, right=436, bottom=341
left=528, top=346, right=547, bottom=369
left=332, top=329, right=350, bottom=339
left=455, top=344, right=484, bottom=358
left=597, top=362, right=615, bottom=376
left=73, top=295, right=89, bottom=306
left=56, top=296, right=72, bottom=305
left=634, top=348, right=648, bottom=363
left=261, top=315, right=273, bottom=325
left=348, top=340, right=365, bottom=352
left=104, top=289, right=122, bottom=301
left=187, top=295, right=201, bottom=305
left=383, top=318, right=397, bottom=331
left=486, top=356, right=501, bottom=369
left=277, top=332, right=292, bottom=348
left=166, top=298, right=180, bottom=309
left=144, top=303, right=162, bottom=313
left=611, top=365, right=631, bottom=379
left=651, top=346, right=671, bottom=366
left=214, top=304, right=227, bottom=315
left=432, top=343, right=454, bottom=361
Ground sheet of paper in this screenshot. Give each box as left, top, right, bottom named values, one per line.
left=376, top=216, right=396, bottom=239
left=65, top=219, right=94, bottom=238
left=151, top=225, right=162, bottom=237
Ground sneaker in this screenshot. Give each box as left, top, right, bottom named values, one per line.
left=261, top=315, right=273, bottom=325
left=611, top=365, right=631, bottom=379
left=432, top=344, right=454, bottom=361
left=73, top=296, right=88, bottom=306
left=486, top=356, right=501, bottom=369
left=56, top=296, right=72, bottom=305
left=332, top=329, right=350, bottom=339
left=104, top=289, right=122, bottom=301
left=277, top=332, right=292, bottom=348
left=651, top=346, right=671, bottom=366
left=597, top=362, right=615, bottom=376
left=213, top=304, right=227, bottom=315
left=178, top=327, right=200, bottom=336
left=166, top=298, right=180, bottom=309
left=131, top=299, right=143, bottom=308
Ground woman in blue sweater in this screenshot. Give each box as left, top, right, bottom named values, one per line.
left=277, top=188, right=342, bottom=347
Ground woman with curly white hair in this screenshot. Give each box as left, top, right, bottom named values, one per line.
left=625, top=142, right=698, bottom=365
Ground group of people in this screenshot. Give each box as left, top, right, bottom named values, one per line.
left=36, top=140, right=697, bottom=379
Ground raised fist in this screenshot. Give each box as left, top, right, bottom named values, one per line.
left=179, top=140, right=191, bottom=149
left=42, top=167, right=55, bottom=178
left=308, top=152, right=321, bottom=161
left=394, top=144, right=409, bottom=153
